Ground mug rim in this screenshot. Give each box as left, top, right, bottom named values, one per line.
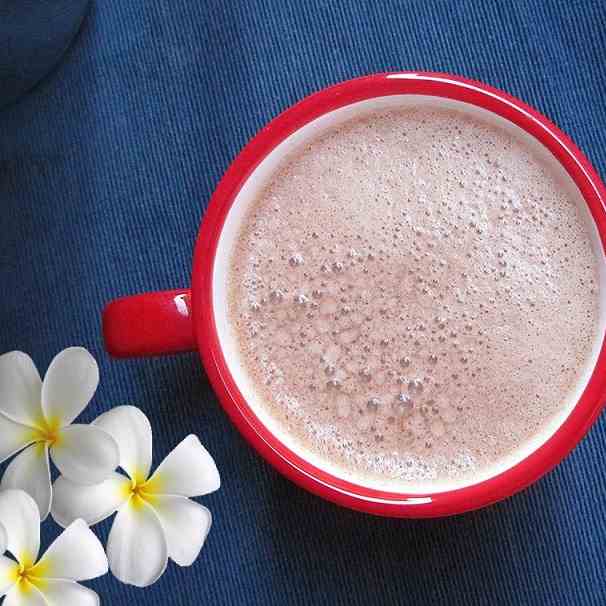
left=192, top=71, right=606, bottom=517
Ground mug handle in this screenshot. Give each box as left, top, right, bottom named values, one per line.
left=102, top=289, right=196, bottom=358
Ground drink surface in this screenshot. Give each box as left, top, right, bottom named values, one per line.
left=227, top=107, right=599, bottom=488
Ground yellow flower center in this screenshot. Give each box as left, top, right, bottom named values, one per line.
left=16, top=563, right=32, bottom=583
left=122, top=477, right=158, bottom=509
left=132, top=483, right=145, bottom=498
left=12, top=562, right=47, bottom=592
left=31, top=417, right=62, bottom=447
left=6, top=554, right=51, bottom=594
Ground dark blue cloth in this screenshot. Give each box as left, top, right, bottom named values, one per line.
left=0, top=0, right=90, bottom=109
left=1, top=1, right=605, bottom=604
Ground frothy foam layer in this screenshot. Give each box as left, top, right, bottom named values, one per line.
left=226, top=107, right=600, bottom=488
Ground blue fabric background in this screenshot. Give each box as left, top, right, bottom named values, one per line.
left=0, top=0, right=90, bottom=109
left=1, top=1, right=605, bottom=604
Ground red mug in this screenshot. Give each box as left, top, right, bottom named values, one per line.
left=103, top=72, right=606, bottom=517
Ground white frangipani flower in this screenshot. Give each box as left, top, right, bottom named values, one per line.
left=0, top=348, right=119, bottom=519
left=0, top=489, right=108, bottom=606
left=0, top=522, right=6, bottom=555
left=52, top=406, right=221, bottom=587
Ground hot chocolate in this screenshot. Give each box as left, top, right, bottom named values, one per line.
left=226, top=107, right=600, bottom=488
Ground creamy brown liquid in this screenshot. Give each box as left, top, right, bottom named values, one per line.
left=227, top=107, right=600, bottom=487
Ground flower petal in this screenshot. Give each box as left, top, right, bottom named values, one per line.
left=93, top=406, right=152, bottom=482
left=32, top=519, right=108, bottom=582
left=41, top=348, right=99, bottom=427
left=51, top=473, right=130, bottom=528
left=34, top=580, right=99, bottom=606
left=0, top=490, right=40, bottom=566
left=0, top=523, right=6, bottom=555
left=107, top=499, right=168, bottom=587
left=1, top=444, right=52, bottom=521
left=0, top=352, right=43, bottom=428
left=151, top=495, right=212, bottom=567
left=4, top=582, right=47, bottom=606
left=0, top=555, right=19, bottom=596
left=50, top=425, right=119, bottom=486
left=145, top=435, right=220, bottom=497
left=0, top=414, right=37, bottom=464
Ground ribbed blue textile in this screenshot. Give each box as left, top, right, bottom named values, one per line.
left=0, top=0, right=90, bottom=109
left=0, top=1, right=605, bottom=604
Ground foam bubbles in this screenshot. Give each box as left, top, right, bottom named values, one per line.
left=228, top=106, right=600, bottom=487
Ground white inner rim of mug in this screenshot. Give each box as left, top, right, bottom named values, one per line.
left=213, top=94, right=606, bottom=494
